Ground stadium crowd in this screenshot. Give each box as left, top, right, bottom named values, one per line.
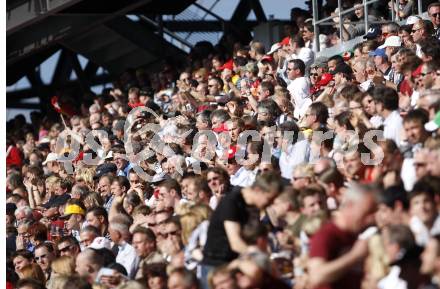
left=6, top=1, right=440, bottom=289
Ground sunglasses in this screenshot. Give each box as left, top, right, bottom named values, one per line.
left=35, top=254, right=47, bottom=261
left=58, top=245, right=73, bottom=253
left=431, top=13, right=440, bottom=18
left=161, top=230, right=179, bottom=238
left=411, top=28, right=421, bottom=33
left=310, top=73, right=319, bottom=77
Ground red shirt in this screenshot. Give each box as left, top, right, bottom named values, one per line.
left=309, top=221, right=363, bottom=289
left=6, top=145, right=22, bottom=168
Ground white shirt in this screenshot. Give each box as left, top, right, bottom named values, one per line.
left=279, top=139, right=311, bottom=179
left=378, top=266, right=407, bottom=289
left=230, top=167, right=258, bottom=187
left=116, top=241, right=139, bottom=279
left=409, top=214, right=440, bottom=246
left=359, top=80, right=373, bottom=92
left=401, top=157, right=417, bottom=191
left=383, top=110, right=403, bottom=146
left=292, top=47, right=315, bottom=69
left=287, top=77, right=311, bottom=120
left=370, top=115, right=383, bottom=128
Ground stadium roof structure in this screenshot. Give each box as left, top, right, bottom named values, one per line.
left=7, top=0, right=286, bottom=113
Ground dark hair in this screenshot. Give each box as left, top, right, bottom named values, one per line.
left=373, top=86, right=399, bottom=111
left=377, top=185, right=409, bottom=210
left=12, top=249, right=34, bottom=261
left=133, top=226, right=156, bottom=242
left=210, top=109, right=231, bottom=123
left=57, top=235, right=80, bottom=247
left=291, top=34, right=305, bottom=48
left=403, top=108, right=429, bottom=125
left=113, top=176, right=130, bottom=192
left=328, top=55, right=344, bottom=64
left=385, top=224, right=415, bottom=251
left=241, top=221, right=268, bottom=245
left=16, top=278, right=45, bottom=289
left=260, top=81, right=275, bottom=96
left=169, top=268, right=199, bottom=288
left=158, top=179, right=182, bottom=198
left=86, top=207, right=108, bottom=225
left=309, top=102, right=329, bottom=125
left=334, top=111, right=355, bottom=131
left=409, top=178, right=436, bottom=201
left=289, top=59, right=306, bottom=75
left=108, top=262, right=128, bottom=276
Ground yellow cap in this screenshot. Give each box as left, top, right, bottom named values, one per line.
left=61, top=204, right=85, bottom=218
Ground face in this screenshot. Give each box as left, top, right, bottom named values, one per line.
left=196, top=115, right=209, bottom=130
left=132, top=233, right=155, bottom=258
left=13, top=256, right=31, bottom=273
left=208, top=80, right=220, bottom=95
left=375, top=204, right=394, bottom=229
left=149, top=276, right=166, bottom=289
left=404, top=120, right=426, bottom=145
left=66, top=214, right=81, bottom=231
left=162, top=223, right=181, bottom=243
left=286, top=63, right=298, bottom=80
left=86, top=212, right=102, bottom=230
left=429, top=5, right=440, bottom=27
left=328, top=60, right=337, bottom=72
left=129, top=172, right=141, bottom=188
left=362, top=95, right=376, bottom=116
left=399, top=30, right=412, bottom=47
left=411, top=22, right=424, bottom=43
left=35, top=247, right=54, bottom=272
left=211, top=116, right=222, bottom=129
left=301, top=194, right=323, bottom=217
left=309, top=68, right=319, bottom=85
left=58, top=241, right=77, bottom=257
left=420, top=238, right=440, bottom=275
left=75, top=252, right=90, bottom=278
left=212, top=272, right=237, bottom=289
left=97, top=177, right=111, bottom=197
left=167, top=273, right=188, bottom=289
left=257, top=107, right=271, bottom=122
left=343, top=151, right=363, bottom=179
left=111, top=181, right=125, bottom=197
left=207, top=172, right=223, bottom=193
left=158, top=186, right=174, bottom=208
left=114, top=153, right=128, bottom=171
left=253, top=189, right=278, bottom=210
left=302, top=27, right=313, bottom=41
left=410, top=193, right=436, bottom=225
left=291, top=174, right=311, bottom=190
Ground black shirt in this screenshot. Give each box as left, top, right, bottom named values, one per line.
left=202, top=189, right=255, bottom=266
left=42, top=194, right=71, bottom=209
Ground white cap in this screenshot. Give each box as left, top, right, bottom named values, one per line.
left=406, top=15, right=421, bottom=25
left=88, top=237, right=112, bottom=250
left=267, top=43, right=281, bottom=55
left=43, top=152, right=59, bottom=165
left=379, top=36, right=402, bottom=49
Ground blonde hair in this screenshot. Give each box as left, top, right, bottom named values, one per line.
left=46, top=175, right=60, bottom=187
left=75, top=167, right=96, bottom=189
left=83, top=192, right=104, bottom=209
left=20, top=263, right=46, bottom=284
left=51, top=256, right=76, bottom=276
left=180, top=204, right=212, bottom=245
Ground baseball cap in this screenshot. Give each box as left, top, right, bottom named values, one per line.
left=330, top=63, right=353, bottom=75
left=425, top=111, right=440, bottom=132
left=316, top=73, right=334, bottom=87
left=379, top=36, right=402, bottom=49
left=412, top=64, right=423, bottom=77
left=89, top=237, right=112, bottom=250
left=261, top=55, right=274, bottom=62
left=267, top=43, right=281, bottom=55
left=279, top=36, right=290, bottom=46
left=60, top=204, right=85, bottom=219
left=43, top=152, right=59, bottom=165
left=219, top=59, right=233, bottom=71
left=406, top=15, right=421, bottom=25
left=363, top=25, right=381, bottom=39
left=311, top=56, right=329, bottom=69
left=94, top=163, right=117, bottom=180
left=369, top=48, right=387, bottom=58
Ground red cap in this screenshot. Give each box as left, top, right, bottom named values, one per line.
left=128, top=102, right=145, bottom=108
left=219, top=59, right=234, bottom=71
left=412, top=64, right=423, bottom=77
left=316, top=73, right=334, bottom=87
left=213, top=123, right=228, bottom=133
left=279, top=36, right=291, bottom=46
left=261, top=55, right=274, bottom=62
